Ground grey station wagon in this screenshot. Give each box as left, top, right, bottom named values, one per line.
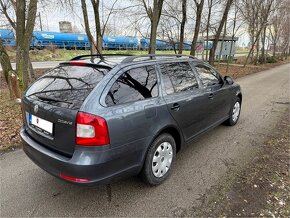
left=20, top=54, right=242, bottom=185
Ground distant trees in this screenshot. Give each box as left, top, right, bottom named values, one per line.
left=268, top=0, right=289, bottom=59
left=240, top=0, right=275, bottom=66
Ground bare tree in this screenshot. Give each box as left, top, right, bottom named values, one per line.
left=278, top=0, right=290, bottom=59
left=178, top=0, right=187, bottom=54
left=141, top=0, right=164, bottom=54
left=80, top=0, right=97, bottom=54
left=79, top=0, right=118, bottom=54
left=208, top=0, right=234, bottom=65
left=205, top=0, right=213, bottom=61
left=268, top=0, right=287, bottom=57
left=190, top=0, right=205, bottom=56
left=161, top=0, right=188, bottom=53
left=1, top=0, right=38, bottom=90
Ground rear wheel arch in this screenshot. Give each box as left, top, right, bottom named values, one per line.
left=150, top=126, right=183, bottom=154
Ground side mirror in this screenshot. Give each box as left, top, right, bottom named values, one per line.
left=224, top=76, right=234, bottom=85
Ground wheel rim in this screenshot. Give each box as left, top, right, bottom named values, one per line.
left=152, top=142, right=173, bottom=178
left=232, top=101, right=240, bottom=122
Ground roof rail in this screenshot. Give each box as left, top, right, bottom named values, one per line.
left=121, top=54, right=196, bottom=63
left=70, top=54, right=133, bottom=61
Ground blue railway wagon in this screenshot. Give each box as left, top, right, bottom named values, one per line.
left=174, top=41, right=192, bottom=51
left=140, top=38, right=173, bottom=50
left=183, top=42, right=192, bottom=51
left=103, top=36, right=139, bottom=50
left=31, top=31, right=90, bottom=49
left=0, top=29, right=16, bottom=46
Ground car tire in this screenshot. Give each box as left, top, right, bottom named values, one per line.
left=140, top=133, right=176, bottom=186
left=226, top=97, right=241, bottom=126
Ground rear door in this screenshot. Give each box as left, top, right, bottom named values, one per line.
left=192, top=63, right=232, bottom=124
left=158, top=61, right=210, bottom=141
left=99, top=63, right=168, bottom=155
left=22, top=65, right=109, bottom=157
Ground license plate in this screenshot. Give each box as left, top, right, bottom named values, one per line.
left=29, top=114, right=53, bottom=135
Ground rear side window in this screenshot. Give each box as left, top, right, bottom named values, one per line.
left=105, top=65, right=158, bottom=106
left=160, top=62, right=198, bottom=94
left=26, top=65, right=108, bottom=109
left=194, top=64, right=222, bottom=86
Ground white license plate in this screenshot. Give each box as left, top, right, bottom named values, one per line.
left=29, top=114, right=53, bottom=134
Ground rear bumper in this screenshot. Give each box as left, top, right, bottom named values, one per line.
left=20, top=127, right=145, bottom=185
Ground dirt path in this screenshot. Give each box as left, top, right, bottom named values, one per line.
left=0, top=64, right=289, bottom=217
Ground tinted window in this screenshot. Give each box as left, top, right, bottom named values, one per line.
left=194, top=64, right=221, bottom=86
left=105, top=66, right=158, bottom=106
left=160, top=62, right=198, bottom=94
left=26, top=66, right=108, bottom=109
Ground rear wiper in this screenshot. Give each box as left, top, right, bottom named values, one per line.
left=35, top=94, right=73, bottom=104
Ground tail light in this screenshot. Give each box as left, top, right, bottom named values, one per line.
left=76, top=112, right=110, bottom=146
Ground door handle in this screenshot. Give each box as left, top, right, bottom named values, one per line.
left=208, top=93, right=214, bottom=99
left=171, top=103, right=180, bottom=111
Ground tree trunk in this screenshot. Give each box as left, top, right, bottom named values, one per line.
left=0, top=39, right=13, bottom=84
left=226, top=0, right=237, bottom=74
left=205, top=0, right=213, bottom=61
left=261, top=26, right=267, bottom=63
left=178, top=0, right=187, bottom=54
left=147, top=0, right=164, bottom=54
left=91, top=0, right=103, bottom=54
left=15, top=0, right=37, bottom=90
left=8, top=71, right=21, bottom=100
left=190, top=0, right=205, bottom=56
left=209, top=0, right=234, bottom=65
left=149, top=20, right=158, bottom=54
left=81, top=0, right=97, bottom=55
left=218, top=19, right=227, bottom=65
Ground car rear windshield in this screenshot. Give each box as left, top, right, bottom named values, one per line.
left=26, top=65, right=109, bottom=110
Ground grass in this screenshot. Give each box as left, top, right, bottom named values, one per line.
left=5, top=48, right=217, bottom=62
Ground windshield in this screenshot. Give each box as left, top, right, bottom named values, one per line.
left=26, top=65, right=109, bottom=109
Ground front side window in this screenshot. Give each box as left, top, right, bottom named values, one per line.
left=160, top=62, right=198, bottom=94
left=194, top=64, right=222, bottom=86
left=105, top=66, right=158, bottom=106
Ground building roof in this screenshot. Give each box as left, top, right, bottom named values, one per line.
left=206, top=35, right=239, bottom=41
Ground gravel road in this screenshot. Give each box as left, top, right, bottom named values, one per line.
left=0, top=64, right=289, bottom=217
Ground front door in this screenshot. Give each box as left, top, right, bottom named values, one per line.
left=192, top=63, right=232, bottom=124
left=158, top=61, right=210, bottom=141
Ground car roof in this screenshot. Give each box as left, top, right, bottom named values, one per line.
left=60, top=54, right=198, bottom=69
